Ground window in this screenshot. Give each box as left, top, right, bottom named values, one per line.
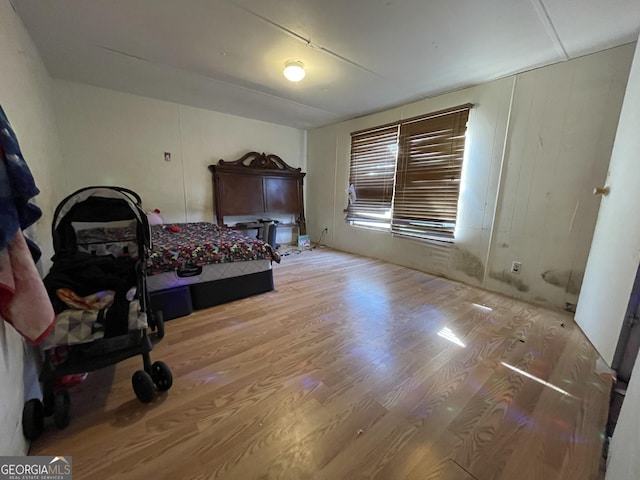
left=346, top=104, right=471, bottom=242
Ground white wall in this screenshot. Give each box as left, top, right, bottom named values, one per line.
left=307, top=44, right=634, bottom=308
left=487, top=46, right=632, bottom=307
left=53, top=80, right=306, bottom=241
left=0, top=0, right=66, bottom=455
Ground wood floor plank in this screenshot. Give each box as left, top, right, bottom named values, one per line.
left=29, top=248, right=611, bottom=480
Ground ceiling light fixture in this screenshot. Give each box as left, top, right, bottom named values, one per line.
left=283, top=60, right=305, bottom=82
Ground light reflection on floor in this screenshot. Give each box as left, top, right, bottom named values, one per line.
left=437, top=327, right=466, bottom=348
left=500, top=361, right=574, bottom=398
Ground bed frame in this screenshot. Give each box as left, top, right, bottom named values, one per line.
left=208, top=151, right=307, bottom=234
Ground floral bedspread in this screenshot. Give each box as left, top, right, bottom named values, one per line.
left=146, top=223, right=275, bottom=275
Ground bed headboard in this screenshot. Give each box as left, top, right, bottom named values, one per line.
left=208, top=152, right=306, bottom=234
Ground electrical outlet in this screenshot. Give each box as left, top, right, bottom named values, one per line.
left=511, top=261, right=522, bottom=274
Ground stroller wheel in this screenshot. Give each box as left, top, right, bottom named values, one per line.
left=132, top=370, right=155, bottom=403
left=53, top=390, right=71, bottom=430
left=154, top=310, right=165, bottom=339
left=151, top=361, right=173, bottom=391
left=22, top=398, right=44, bottom=441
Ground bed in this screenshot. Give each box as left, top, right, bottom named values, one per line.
left=146, top=222, right=278, bottom=320
left=147, top=151, right=305, bottom=321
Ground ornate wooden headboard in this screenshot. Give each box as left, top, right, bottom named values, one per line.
left=208, top=152, right=306, bottom=234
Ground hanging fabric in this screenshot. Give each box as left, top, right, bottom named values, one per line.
left=0, top=105, right=54, bottom=343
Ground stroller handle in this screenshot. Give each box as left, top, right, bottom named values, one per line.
left=62, top=185, right=142, bottom=204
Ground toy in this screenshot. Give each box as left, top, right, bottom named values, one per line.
left=146, top=208, right=163, bottom=226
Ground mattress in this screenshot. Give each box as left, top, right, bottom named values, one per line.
left=146, top=222, right=275, bottom=275
left=146, top=258, right=272, bottom=292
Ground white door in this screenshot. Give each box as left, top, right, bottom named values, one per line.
left=575, top=42, right=640, bottom=366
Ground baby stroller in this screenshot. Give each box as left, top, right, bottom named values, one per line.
left=22, top=186, right=172, bottom=440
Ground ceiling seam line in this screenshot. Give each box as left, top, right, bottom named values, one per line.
left=100, top=46, right=150, bottom=62
left=531, top=0, right=570, bottom=60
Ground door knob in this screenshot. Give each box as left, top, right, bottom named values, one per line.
left=593, top=186, right=610, bottom=196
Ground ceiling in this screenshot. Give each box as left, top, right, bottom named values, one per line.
left=12, top=0, right=640, bottom=130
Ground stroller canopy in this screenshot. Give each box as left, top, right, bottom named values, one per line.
left=52, top=186, right=151, bottom=258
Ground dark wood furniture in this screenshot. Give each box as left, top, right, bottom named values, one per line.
left=208, top=152, right=306, bottom=234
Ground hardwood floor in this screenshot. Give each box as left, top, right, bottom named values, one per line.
left=30, top=248, right=611, bottom=480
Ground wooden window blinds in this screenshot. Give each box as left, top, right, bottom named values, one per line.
left=346, top=125, right=399, bottom=226
left=346, top=104, right=472, bottom=241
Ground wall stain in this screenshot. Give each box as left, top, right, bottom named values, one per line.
left=541, top=270, right=584, bottom=295
left=489, top=270, right=530, bottom=292
left=453, top=249, right=484, bottom=281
